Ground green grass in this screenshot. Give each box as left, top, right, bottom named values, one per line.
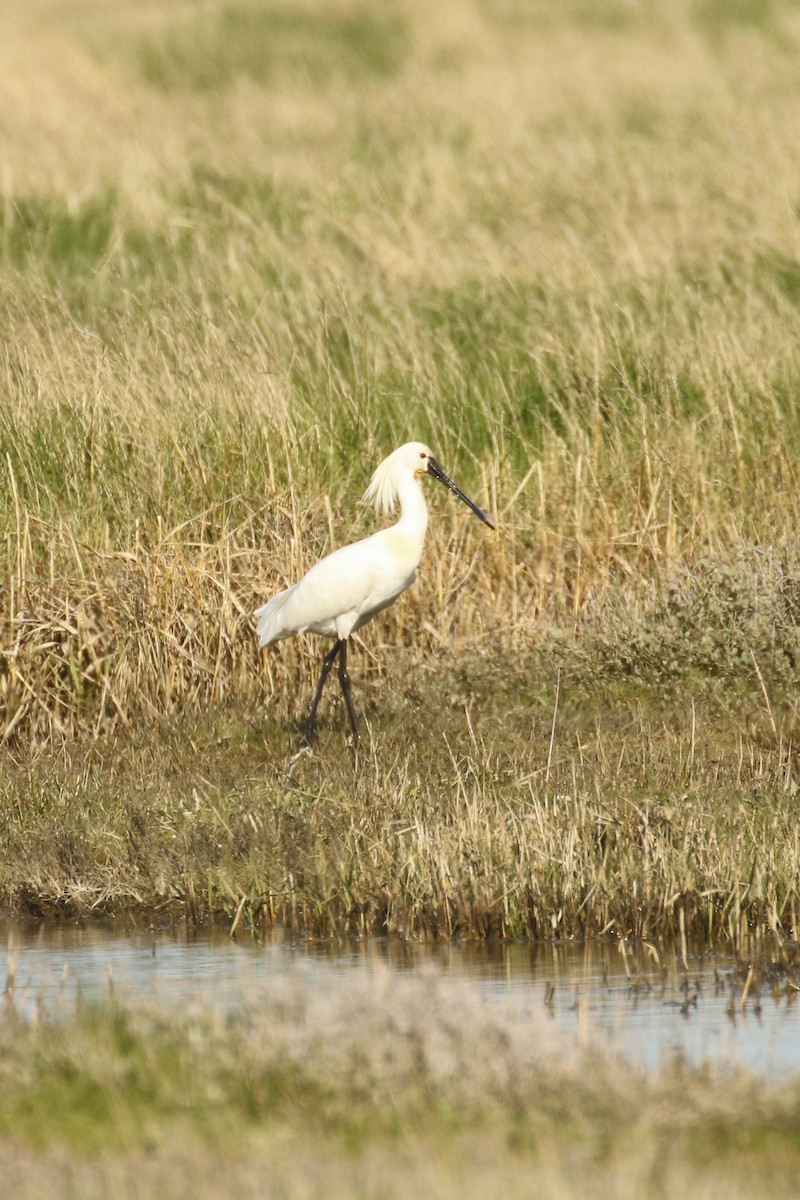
left=481, top=0, right=648, bottom=32
left=693, top=0, right=790, bottom=42
left=132, top=4, right=410, bottom=92
left=0, top=193, right=117, bottom=272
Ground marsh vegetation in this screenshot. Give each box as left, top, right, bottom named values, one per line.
left=2, top=0, right=800, bottom=940
left=3, top=0, right=800, bottom=1190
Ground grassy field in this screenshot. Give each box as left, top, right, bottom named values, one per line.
left=6, top=1, right=800, bottom=1193
left=3, top=0, right=800, bottom=936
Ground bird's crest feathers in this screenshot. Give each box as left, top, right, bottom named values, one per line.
left=362, top=442, right=431, bottom=515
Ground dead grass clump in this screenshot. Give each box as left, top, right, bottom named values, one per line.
left=2, top=551, right=256, bottom=743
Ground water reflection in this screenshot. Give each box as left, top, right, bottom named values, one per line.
left=3, top=918, right=799, bottom=1078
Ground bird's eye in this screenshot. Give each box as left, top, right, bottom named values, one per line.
left=419, top=452, right=427, bottom=459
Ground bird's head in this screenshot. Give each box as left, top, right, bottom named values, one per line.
left=363, top=442, right=495, bottom=529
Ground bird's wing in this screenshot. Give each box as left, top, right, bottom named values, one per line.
left=279, top=536, right=389, bottom=636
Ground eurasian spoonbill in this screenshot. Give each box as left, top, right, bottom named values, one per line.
left=255, top=442, right=495, bottom=743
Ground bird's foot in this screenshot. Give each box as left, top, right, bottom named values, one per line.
left=296, top=721, right=319, bottom=749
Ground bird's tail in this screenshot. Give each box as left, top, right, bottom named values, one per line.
left=254, top=586, right=296, bottom=647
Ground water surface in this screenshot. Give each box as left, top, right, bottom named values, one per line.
left=3, top=919, right=799, bottom=1078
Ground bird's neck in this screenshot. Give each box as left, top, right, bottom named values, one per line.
left=394, top=475, right=429, bottom=542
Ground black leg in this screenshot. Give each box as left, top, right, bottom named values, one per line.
left=300, top=640, right=343, bottom=744
left=337, top=639, right=360, bottom=743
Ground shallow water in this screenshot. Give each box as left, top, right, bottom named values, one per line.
left=3, top=919, right=799, bottom=1078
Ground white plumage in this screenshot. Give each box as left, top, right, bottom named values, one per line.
left=255, top=442, right=494, bottom=743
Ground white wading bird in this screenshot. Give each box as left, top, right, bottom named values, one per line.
left=255, top=442, right=495, bottom=743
